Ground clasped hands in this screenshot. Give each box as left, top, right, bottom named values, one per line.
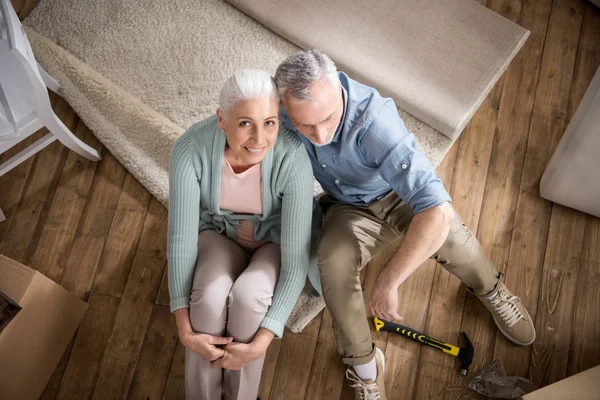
left=180, top=331, right=264, bottom=370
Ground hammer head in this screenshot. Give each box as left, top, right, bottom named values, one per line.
left=457, top=332, right=475, bottom=375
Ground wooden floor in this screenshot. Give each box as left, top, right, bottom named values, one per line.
left=2, top=0, right=600, bottom=398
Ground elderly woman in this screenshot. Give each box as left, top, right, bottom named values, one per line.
left=167, top=69, right=314, bottom=400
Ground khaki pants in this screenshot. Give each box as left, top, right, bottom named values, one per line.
left=318, top=191, right=499, bottom=366
left=186, top=230, right=280, bottom=400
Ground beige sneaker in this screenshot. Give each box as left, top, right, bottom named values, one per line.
left=346, top=348, right=387, bottom=400
left=476, top=278, right=536, bottom=346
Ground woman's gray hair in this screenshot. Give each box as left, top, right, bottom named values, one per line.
left=218, top=69, right=279, bottom=118
left=275, top=49, right=339, bottom=102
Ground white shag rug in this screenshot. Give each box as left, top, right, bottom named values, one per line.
left=22, top=0, right=455, bottom=333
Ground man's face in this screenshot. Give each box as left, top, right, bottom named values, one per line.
left=283, top=79, right=344, bottom=146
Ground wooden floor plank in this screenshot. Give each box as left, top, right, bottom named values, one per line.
left=92, top=199, right=168, bottom=399
left=156, top=263, right=171, bottom=307
left=563, top=0, right=600, bottom=379
left=412, top=266, right=467, bottom=400
left=0, top=132, right=44, bottom=248
left=269, top=317, right=321, bottom=400
left=500, top=0, right=585, bottom=383
left=530, top=204, right=586, bottom=387
left=12, top=0, right=38, bottom=17
left=91, top=173, right=152, bottom=298
left=56, top=292, right=121, bottom=400
left=460, top=0, right=555, bottom=384
left=529, top=0, right=598, bottom=387
left=302, top=308, right=345, bottom=400
left=258, top=330, right=284, bottom=400
left=39, top=339, right=76, bottom=400
left=128, top=304, right=179, bottom=400
left=451, top=74, right=505, bottom=389
left=30, top=120, right=100, bottom=282
left=476, top=0, right=554, bottom=378
left=162, top=343, right=186, bottom=400
left=567, top=215, right=600, bottom=376
left=448, top=85, right=501, bottom=231
left=59, top=150, right=128, bottom=299
left=0, top=96, right=72, bottom=265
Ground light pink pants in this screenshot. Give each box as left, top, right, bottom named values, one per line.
left=186, top=230, right=280, bottom=400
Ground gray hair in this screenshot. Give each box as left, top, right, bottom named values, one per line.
left=275, top=49, right=339, bottom=101
left=218, top=69, right=279, bottom=117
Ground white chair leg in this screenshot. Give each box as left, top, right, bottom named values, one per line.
left=0, top=132, right=57, bottom=177
left=0, top=116, right=44, bottom=153
left=45, top=113, right=101, bottom=161
left=0, top=207, right=5, bottom=222
left=37, top=63, right=61, bottom=94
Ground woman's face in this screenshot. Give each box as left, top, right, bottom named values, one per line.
left=217, top=95, right=279, bottom=166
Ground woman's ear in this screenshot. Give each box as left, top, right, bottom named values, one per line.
left=216, top=109, right=226, bottom=131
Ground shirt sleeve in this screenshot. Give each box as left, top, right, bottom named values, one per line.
left=167, top=133, right=201, bottom=312
left=260, top=146, right=313, bottom=338
left=360, top=100, right=452, bottom=213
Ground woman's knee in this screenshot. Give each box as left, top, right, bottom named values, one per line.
left=228, top=274, right=274, bottom=315
left=189, top=285, right=230, bottom=329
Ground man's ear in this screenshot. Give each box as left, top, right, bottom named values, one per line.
left=216, top=109, right=226, bottom=131
left=281, top=91, right=293, bottom=109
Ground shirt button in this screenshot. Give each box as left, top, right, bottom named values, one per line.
left=401, top=163, right=408, bottom=170
left=335, top=179, right=340, bottom=184
left=322, top=164, right=327, bottom=168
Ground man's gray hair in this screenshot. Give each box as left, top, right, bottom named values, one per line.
left=275, top=49, right=339, bottom=101
left=219, top=69, right=279, bottom=117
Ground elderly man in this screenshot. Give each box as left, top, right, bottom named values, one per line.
left=275, top=50, right=536, bottom=399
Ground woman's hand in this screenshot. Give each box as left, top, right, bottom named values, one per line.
left=210, top=328, right=274, bottom=370
left=181, top=331, right=233, bottom=361
left=174, top=308, right=233, bottom=361
left=210, top=342, right=261, bottom=370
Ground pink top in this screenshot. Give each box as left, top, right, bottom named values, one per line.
left=220, top=157, right=265, bottom=249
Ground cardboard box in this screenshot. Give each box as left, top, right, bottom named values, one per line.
left=522, top=365, right=600, bottom=400
left=0, top=254, right=88, bottom=399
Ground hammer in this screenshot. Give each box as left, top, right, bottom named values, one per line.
left=374, top=317, right=475, bottom=375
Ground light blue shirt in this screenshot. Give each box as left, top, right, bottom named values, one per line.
left=280, top=72, right=452, bottom=214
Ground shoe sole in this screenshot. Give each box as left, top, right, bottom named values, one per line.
left=491, top=314, right=536, bottom=346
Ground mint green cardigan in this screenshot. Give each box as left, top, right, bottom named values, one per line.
left=167, top=115, right=314, bottom=338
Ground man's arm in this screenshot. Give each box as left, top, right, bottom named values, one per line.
left=360, top=100, right=453, bottom=320
left=384, top=201, right=453, bottom=287
left=368, top=201, right=453, bottom=321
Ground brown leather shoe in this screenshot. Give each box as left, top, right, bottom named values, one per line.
left=346, top=348, right=387, bottom=400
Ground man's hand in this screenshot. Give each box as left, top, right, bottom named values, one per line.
left=368, top=271, right=403, bottom=321
left=210, top=341, right=263, bottom=370
left=180, top=332, right=233, bottom=361
left=368, top=202, right=454, bottom=321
